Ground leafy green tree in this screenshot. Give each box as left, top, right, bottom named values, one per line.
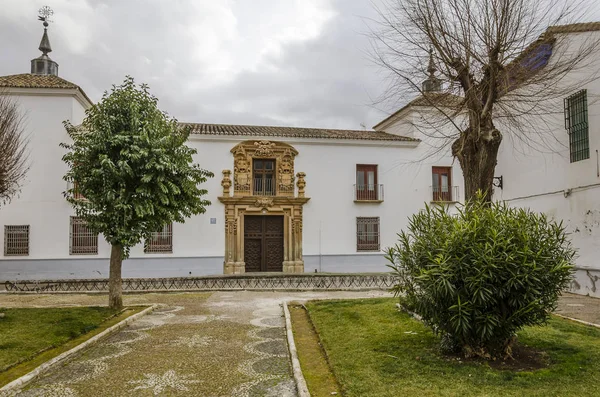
left=62, top=77, right=213, bottom=309
left=387, top=194, right=574, bottom=359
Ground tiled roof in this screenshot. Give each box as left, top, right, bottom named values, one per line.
left=0, top=73, right=92, bottom=104
left=373, top=93, right=464, bottom=130
left=182, top=123, right=419, bottom=142
left=547, top=22, right=600, bottom=34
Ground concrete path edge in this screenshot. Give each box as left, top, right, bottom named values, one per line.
left=553, top=313, right=600, bottom=328
left=0, top=303, right=159, bottom=394
left=282, top=302, right=311, bottom=397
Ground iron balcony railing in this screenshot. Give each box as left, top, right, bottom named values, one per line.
left=253, top=177, right=276, bottom=196
left=431, top=186, right=459, bottom=202
left=354, top=184, right=384, bottom=201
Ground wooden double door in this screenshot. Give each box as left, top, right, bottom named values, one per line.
left=244, top=215, right=284, bottom=272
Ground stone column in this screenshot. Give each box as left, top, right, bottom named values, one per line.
left=293, top=207, right=304, bottom=273
left=282, top=210, right=296, bottom=273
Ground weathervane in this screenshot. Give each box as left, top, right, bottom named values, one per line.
left=38, top=5, right=54, bottom=27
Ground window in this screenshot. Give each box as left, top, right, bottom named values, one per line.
left=357, top=217, right=380, bottom=251
left=565, top=89, right=590, bottom=163
left=253, top=159, right=275, bottom=196
left=4, top=225, right=29, bottom=256
left=73, top=181, right=86, bottom=200
left=432, top=167, right=452, bottom=202
left=145, top=223, right=173, bottom=253
left=356, top=164, right=379, bottom=201
left=70, top=217, right=98, bottom=255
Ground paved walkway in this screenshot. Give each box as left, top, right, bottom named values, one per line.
left=555, top=292, right=600, bottom=325
left=0, top=290, right=389, bottom=397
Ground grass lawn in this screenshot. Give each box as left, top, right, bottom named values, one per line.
left=0, top=306, right=142, bottom=387
left=300, top=298, right=600, bottom=397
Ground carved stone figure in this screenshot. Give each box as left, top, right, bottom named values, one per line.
left=254, top=197, right=274, bottom=209
left=253, top=140, right=276, bottom=157
left=278, top=149, right=295, bottom=192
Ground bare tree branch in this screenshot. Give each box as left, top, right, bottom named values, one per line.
left=0, top=92, right=29, bottom=207
left=368, top=0, right=600, bottom=201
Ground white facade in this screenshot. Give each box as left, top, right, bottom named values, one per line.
left=3, top=24, right=598, bottom=299
left=495, top=30, right=600, bottom=297
left=0, top=81, right=464, bottom=280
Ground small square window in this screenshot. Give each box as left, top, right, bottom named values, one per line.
left=4, top=225, right=29, bottom=256
left=70, top=217, right=98, bottom=255
left=357, top=217, right=380, bottom=251
left=145, top=223, right=173, bottom=254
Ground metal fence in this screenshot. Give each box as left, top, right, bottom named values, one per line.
left=354, top=184, right=384, bottom=201
left=3, top=273, right=395, bottom=293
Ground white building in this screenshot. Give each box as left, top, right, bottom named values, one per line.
left=495, top=24, right=600, bottom=298
left=0, top=21, right=462, bottom=281
left=1, top=20, right=599, bottom=299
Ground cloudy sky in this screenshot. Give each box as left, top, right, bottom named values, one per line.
left=1, top=0, right=399, bottom=130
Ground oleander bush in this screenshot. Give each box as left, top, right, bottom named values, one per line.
left=386, top=195, right=575, bottom=359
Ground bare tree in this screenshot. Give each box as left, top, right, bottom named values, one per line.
left=0, top=94, right=29, bottom=207
left=369, top=0, right=600, bottom=201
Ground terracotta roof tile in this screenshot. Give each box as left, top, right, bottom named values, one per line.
left=0, top=73, right=92, bottom=105
left=182, top=123, right=419, bottom=142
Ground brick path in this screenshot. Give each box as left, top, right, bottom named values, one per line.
left=0, top=290, right=388, bottom=396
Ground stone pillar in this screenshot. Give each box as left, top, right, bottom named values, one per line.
left=223, top=206, right=244, bottom=274
left=221, top=170, right=232, bottom=197
left=282, top=211, right=296, bottom=273
left=296, top=172, right=306, bottom=198
left=293, top=207, right=304, bottom=273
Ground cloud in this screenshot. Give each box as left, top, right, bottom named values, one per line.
left=0, top=0, right=390, bottom=129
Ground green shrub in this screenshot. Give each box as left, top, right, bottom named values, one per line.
left=386, top=196, right=575, bottom=359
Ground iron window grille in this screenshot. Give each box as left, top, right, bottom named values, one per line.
left=565, top=89, right=590, bottom=163
left=145, top=223, right=173, bottom=253
left=4, top=225, right=30, bottom=256
left=357, top=217, right=380, bottom=251
left=70, top=217, right=98, bottom=255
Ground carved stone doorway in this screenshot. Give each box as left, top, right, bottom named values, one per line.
left=244, top=215, right=284, bottom=272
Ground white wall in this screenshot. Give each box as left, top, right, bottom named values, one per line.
left=0, top=96, right=465, bottom=279
left=495, top=31, right=600, bottom=297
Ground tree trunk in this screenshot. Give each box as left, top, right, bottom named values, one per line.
left=109, top=243, right=123, bottom=309
left=452, top=127, right=502, bottom=202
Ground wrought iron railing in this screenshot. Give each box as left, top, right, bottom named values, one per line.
left=354, top=184, right=384, bottom=201
left=430, top=186, right=459, bottom=202
left=3, top=273, right=395, bottom=293
left=253, top=177, right=276, bottom=196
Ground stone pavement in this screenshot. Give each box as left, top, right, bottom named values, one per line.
left=0, top=290, right=389, bottom=397
left=555, top=292, right=600, bottom=325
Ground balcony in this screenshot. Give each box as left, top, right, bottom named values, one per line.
left=431, top=186, right=459, bottom=203
left=66, top=181, right=87, bottom=201
left=354, top=184, right=384, bottom=203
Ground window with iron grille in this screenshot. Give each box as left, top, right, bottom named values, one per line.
left=565, top=89, right=590, bottom=163
left=357, top=217, right=380, bottom=251
left=70, top=217, right=98, bottom=255
left=4, top=225, right=30, bottom=256
left=145, top=223, right=173, bottom=253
